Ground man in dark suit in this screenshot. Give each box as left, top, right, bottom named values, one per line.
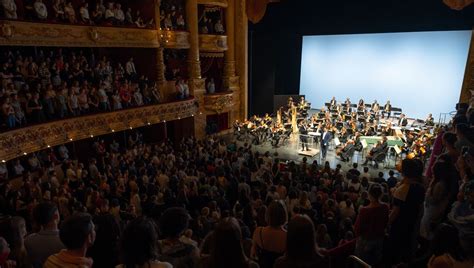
left=398, top=114, right=408, bottom=127
left=383, top=100, right=392, bottom=118
left=320, top=127, right=332, bottom=158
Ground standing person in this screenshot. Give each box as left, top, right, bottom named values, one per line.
left=251, top=201, right=287, bottom=268
left=320, top=127, right=332, bottom=159
left=117, top=217, right=172, bottom=268
left=158, top=207, right=199, bottom=268
left=388, top=158, right=426, bottom=265
left=25, top=203, right=65, bottom=268
left=43, top=213, right=95, bottom=268
left=199, top=217, right=259, bottom=268
left=354, top=184, right=389, bottom=265
left=274, top=215, right=328, bottom=268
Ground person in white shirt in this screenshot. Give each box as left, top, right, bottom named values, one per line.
left=206, top=78, right=215, bottom=94
left=58, top=144, right=69, bottom=160
left=114, top=3, right=125, bottom=24
left=34, top=0, right=48, bottom=20
left=1, top=0, right=17, bottom=19
left=12, top=159, right=24, bottom=176
left=133, top=87, right=144, bottom=106
left=104, top=2, right=115, bottom=23
left=176, top=14, right=185, bottom=29
left=214, top=19, right=225, bottom=34
left=79, top=2, right=90, bottom=24
left=125, top=57, right=137, bottom=79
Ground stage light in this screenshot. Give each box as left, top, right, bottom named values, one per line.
left=90, top=135, right=94, bottom=138
left=147, top=122, right=151, bottom=125
left=112, top=129, right=115, bottom=132
left=1, top=160, right=5, bottom=163
left=129, top=126, right=133, bottom=130
left=23, top=152, right=27, bottom=155
left=69, top=138, right=73, bottom=141
left=47, top=145, right=50, bottom=148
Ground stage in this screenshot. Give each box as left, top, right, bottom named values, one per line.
left=234, top=133, right=401, bottom=177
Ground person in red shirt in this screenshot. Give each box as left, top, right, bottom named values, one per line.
left=354, top=183, right=389, bottom=266
left=119, top=81, right=131, bottom=108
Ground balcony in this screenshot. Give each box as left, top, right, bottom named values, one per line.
left=0, top=20, right=160, bottom=48
left=0, top=99, right=198, bottom=162
left=203, top=91, right=239, bottom=114
left=199, top=34, right=228, bottom=52
left=197, top=0, right=228, bottom=7
left=161, top=30, right=191, bottom=49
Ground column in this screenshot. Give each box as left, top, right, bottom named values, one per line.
left=155, top=0, right=166, bottom=88
left=223, top=0, right=236, bottom=80
left=186, top=0, right=201, bottom=80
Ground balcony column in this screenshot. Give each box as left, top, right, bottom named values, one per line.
left=186, top=0, right=202, bottom=82
left=223, top=0, right=236, bottom=81
left=155, top=0, right=166, bottom=88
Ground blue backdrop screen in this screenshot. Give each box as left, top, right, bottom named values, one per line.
left=300, top=31, right=472, bottom=120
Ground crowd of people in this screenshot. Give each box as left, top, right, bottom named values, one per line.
left=0, top=0, right=156, bottom=29
left=0, top=48, right=165, bottom=130
left=0, top=100, right=472, bottom=267
left=198, top=11, right=225, bottom=35
left=160, top=0, right=186, bottom=31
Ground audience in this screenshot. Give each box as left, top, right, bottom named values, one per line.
left=0, top=48, right=166, bottom=130
left=0, top=0, right=156, bottom=29
left=0, top=98, right=472, bottom=268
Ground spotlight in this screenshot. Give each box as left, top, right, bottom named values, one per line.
left=129, top=126, right=133, bottom=130
left=47, top=145, right=50, bottom=148
left=112, top=129, right=115, bottom=132
left=147, top=122, right=151, bottom=125
left=23, top=152, right=27, bottom=155
left=69, top=138, right=73, bottom=141
left=1, top=160, right=5, bottom=163
left=90, top=135, right=94, bottom=138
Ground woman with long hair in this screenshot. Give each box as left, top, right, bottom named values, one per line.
left=117, top=217, right=171, bottom=268
left=199, top=217, right=258, bottom=268
left=251, top=201, right=287, bottom=268
left=274, top=215, right=327, bottom=268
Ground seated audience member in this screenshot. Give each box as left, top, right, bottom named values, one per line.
left=79, top=3, right=91, bottom=24
left=117, top=217, right=172, bottom=268
left=158, top=207, right=199, bottom=268
left=214, top=19, right=225, bottom=34
left=34, top=0, right=48, bottom=20
left=388, top=158, right=426, bottom=265
left=206, top=78, right=216, bottom=94
left=199, top=217, right=259, bottom=268
left=1, top=0, right=17, bottom=19
left=251, top=201, right=287, bottom=268
left=274, top=215, right=328, bottom=268
left=64, top=2, right=77, bottom=23
left=354, top=183, right=389, bottom=265
left=43, top=213, right=95, bottom=268
left=114, top=3, right=125, bottom=25
left=25, top=203, right=65, bottom=268
left=7, top=217, right=28, bottom=268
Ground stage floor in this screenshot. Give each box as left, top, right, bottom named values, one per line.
left=235, top=133, right=401, bottom=178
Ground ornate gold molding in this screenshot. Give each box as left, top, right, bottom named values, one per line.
left=0, top=20, right=160, bottom=48
left=161, top=30, right=191, bottom=49
left=0, top=99, right=198, bottom=161
left=203, top=91, right=236, bottom=113
left=199, top=34, right=228, bottom=52
left=197, top=0, right=229, bottom=7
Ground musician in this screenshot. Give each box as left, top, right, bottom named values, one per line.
left=382, top=100, right=391, bottom=118
left=263, top=113, right=272, bottom=125
left=357, top=99, right=365, bottom=112
left=398, top=113, right=408, bottom=127
left=425, top=113, right=434, bottom=126
left=371, top=100, right=380, bottom=114
left=337, top=139, right=355, bottom=162
left=299, top=122, right=309, bottom=151
left=362, top=136, right=388, bottom=166
left=330, top=96, right=337, bottom=110
left=320, top=127, right=332, bottom=158
left=344, top=98, right=352, bottom=114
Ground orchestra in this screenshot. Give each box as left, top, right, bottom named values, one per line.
left=234, top=96, right=435, bottom=162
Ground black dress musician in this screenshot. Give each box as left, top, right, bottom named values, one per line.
left=330, top=97, right=337, bottom=110
left=299, top=123, right=309, bottom=151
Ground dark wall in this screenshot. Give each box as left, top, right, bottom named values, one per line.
left=249, top=0, right=474, bottom=116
